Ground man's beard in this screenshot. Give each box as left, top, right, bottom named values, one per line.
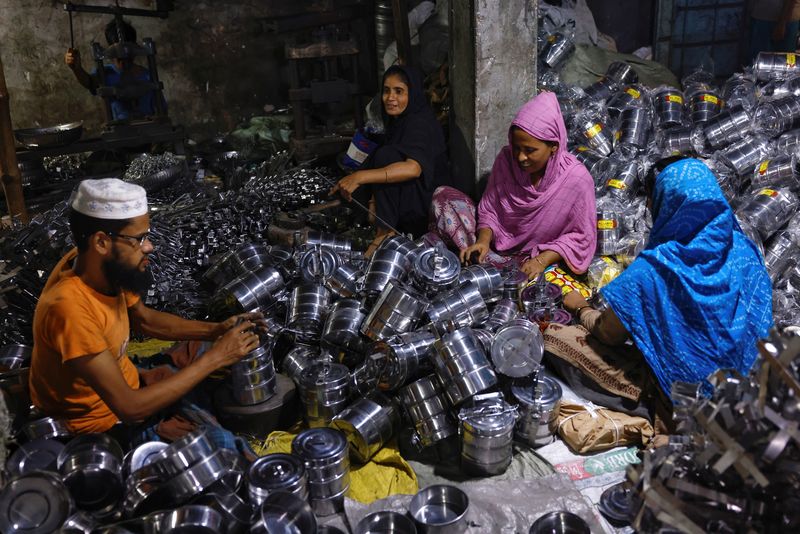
left=102, top=251, right=153, bottom=295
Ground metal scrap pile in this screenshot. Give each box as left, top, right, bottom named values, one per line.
left=626, top=329, right=800, bottom=533
left=538, top=29, right=800, bottom=328
left=0, top=151, right=337, bottom=345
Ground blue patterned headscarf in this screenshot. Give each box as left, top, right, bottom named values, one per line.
left=601, top=159, right=773, bottom=400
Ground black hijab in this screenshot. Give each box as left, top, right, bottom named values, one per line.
left=380, top=65, right=447, bottom=190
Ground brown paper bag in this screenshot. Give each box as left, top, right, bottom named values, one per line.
left=557, top=401, right=654, bottom=453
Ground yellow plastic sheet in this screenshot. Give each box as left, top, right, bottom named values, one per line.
left=254, top=430, right=418, bottom=504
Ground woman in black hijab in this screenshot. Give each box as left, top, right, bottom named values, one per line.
left=331, top=65, right=450, bottom=250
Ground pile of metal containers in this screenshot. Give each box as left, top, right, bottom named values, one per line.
left=538, top=30, right=800, bottom=326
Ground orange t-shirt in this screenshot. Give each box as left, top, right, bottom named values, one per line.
left=29, top=248, right=141, bottom=433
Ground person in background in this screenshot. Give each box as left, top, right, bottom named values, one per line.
left=750, top=0, right=800, bottom=62
left=330, top=65, right=450, bottom=254
left=428, top=91, right=596, bottom=281
left=29, top=178, right=261, bottom=452
left=65, top=18, right=160, bottom=121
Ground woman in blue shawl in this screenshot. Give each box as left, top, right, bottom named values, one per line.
left=562, top=157, right=773, bottom=401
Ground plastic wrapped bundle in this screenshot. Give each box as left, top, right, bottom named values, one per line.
left=716, top=134, right=771, bottom=176
left=615, top=106, right=651, bottom=153
left=754, top=51, right=800, bottom=81
left=735, top=187, right=799, bottom=240
left=738, top=218, right=765, bottom=256
left=583, top=77, right=620, bottom=102
left=754, top=95, right=800, bottom=137
left=538, top=69, right=562, bottom=92
left=722, top=73, right=757, bottom=111
left=574, top=115, right=614, bottom=156
left=605, top=61, right=638, bottom=85
left=700, top=156, right=740, bottom=203
left=763, top=230, right=799, bottom=282
left=586, top=256, right=624, bottom=288
left=776, top=128, right=800, bottom=153
left=656, top=126, right=704, bottom=156
left=595, top=199, right=624, bottom=256
left=615, top=232, right=648, bottom=267
left=541, top=32, right=576, bottom=70
left=602, top=159, right=640, bottom=202
left=573, top=147, right=616, bottom=187
left=751, top=154, right=800, bottom=192
left=689, top=90, right=722, bottom=125
left=652, top=87, right=686, bottom=128
left=703, top=106, right=752, bottom=149
left=607, top=85, right=648, bottom=120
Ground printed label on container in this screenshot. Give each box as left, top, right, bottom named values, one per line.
left=665, top=94, right=684, bottom=104
left=759, top=188, right=778, bottom=198
left=585, top=124, right=603, bottom=139
left=758, top=160, right=770, bottom=175
left=576, top=146, right=590, bottom=152
left=597, top=219, right=618, bottom=230
left=548, top=35, right=556, bottom=43
left=606, top=179, right=627, bottom=190
left=788, top=53, right=797, bottom=66
left=701, top=94, right=719, bottom=104
left=346, top=143, right=370, bottom=164
left=625, top=87, right=641, bottom=99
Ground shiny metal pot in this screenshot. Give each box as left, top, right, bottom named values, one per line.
left=490, top=319, right=544, bottom=378
left=717, top=135, right=770, bottom=176
left=247, top=454, right=308, bottom=505
left=736, top=187, right=798, bottom=240
left=331, top=392, right=399, bottom=463
left=596, top=208, right=621, bottom=256
left=304, top=230, right=353, bottom=252
left=502, top=270, right=528, bottom=303
left=281, top=345, right=318, bottom=383
left=520, top=282, right=562, bottom=312
left=300, top=362, right=351, bottom=427
left=322, top=299, right=367, bottom=351
left=369, top=329, right=437, bottom=391
left=150, top=429, right=215, bottom=478
left=411, top=246, right=461, bottom=294
left=408, top=484, right=470, bottom=534
left=21, top=417, right=71, bottom=442
left=652, top=87, right=685, bottom=128
left=426, top=281, right=488, bottom=328
left=703, top=105, right=752, bottom=149
left=325, top=263, right=362, bottom=298
left=251, top=491, right=317, bottom=534
left=361, top=280, right=428, bottom=341
left=459, top=264, right=503, bottom=304
left=432, top=328, right=497, bottom=406
left=513, top=373, right=563, bottom=448
left=160, top=505, right=224, bottom=534
left=0, top=472, right=73, bottom=534
left=363, top=249, right=411, bottom=297
left=751, top=154, right=800, bottom=191
left=286, top=283, right=331, bottom=342
left=213, top=266, right=285, bottom=313
left=292, top=428, right=350, bottom=516
left=297, top=245, right=342, bottom=283
left=355, top=511, right=418, bottom=534
left=484, top=299, right=519, bottom=331
left=400, top=375, right=457, bottom=448
left=459, top=394, right=517, bottom=476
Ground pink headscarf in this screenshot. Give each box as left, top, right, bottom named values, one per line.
left=477, top=92, right=597, bottom=273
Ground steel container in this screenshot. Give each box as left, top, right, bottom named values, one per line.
left=282, top=345, right=317, bottom=383
left=764, top=230, right=800, bottom=282
left=251, top=491, right=317, bottom=534
left=432, top=328, right=497, bottom=406
left=0, top=345, right=31, bottom=369
left=652, top=87, right=685, bottom=128
left=723, top=74, right=757, bottom=110
left=484, top=298, right=519, bottom=331
left=573, top=148, right=614, bottom=184
left=490, top=319, right=544, bottom=378
left=751, top=154, right=800, bottom=191
left=325, top=263, right=362, bottom=298
left=501, top=270, right=529, bottom=303
left=426, top=281, right=488, bottom=328
left=754, top=95, right=800, bottom=137
left=21, top=416, right=71, bottom=442
left=229, top=243, right=271, bottom=276
left=605, top=61, right=638, bottom=85
left=150, top=429, right=215, bottom=478
left=616, top=106, right=650, bottom=150
left=60, top=511, right=98, bottom=534
left=0, top=472, right=74, bottom=533
left=369, top=329, right=437, bottom=391
left=471, top=328, right=494, bottom=357
left=192, top=491, right=252, bottom=534
left=513, top=373, right=563, bottom=448
left=583, top=77, right=619, bottom=102
left=331, top=392, right=399, bottom=463
left=542, top=32, right=575, bottom=69
left=356, top=511, right=418, bottom=534
left=363, top=249, right=412, bottom=297
left=656, top=126, right=703, bottom=156
left=575, top=118, right=613, bottom=156
left=399, top=374, right=457, bottom=448
left=300, top=362, right=351, bottom=427
left=529, top=511, right=590, bottom=534
left=304, top=230, right=352, bottom=252
left=520, top=282, right=562, bottom=313
left=213, top=266, right=285, bottom=313
left=703, top=106, right=752, bottom=149
left=408, top=484, right=470, bottom=534
left=160, top=505, right=224, bottom=534
left=6, top=437, right=64, bottom=477
left=123, top=441, right=168, bottom=479
left=755, top=51, right=800, bottom=81
left=247, top=454, right=308, bottom=505
left=59, top=448, right=122, bottom=517
left=292, top=428, right=350, bottom=516
left=378, top=233, right=417, bottom=256
left=361, top=280, right=429, bottom=342
left=458, top=264, right=503, bottom=304
left=297, top=246, right=342, bottom=283
left=411, top=247, right=462, bottom=294
left=736, top=187, right=799, bottom=240
left=459, top=394, right=517, bottom=476
left=286, top=283, right=331, bottom=342
left=528, top=307, right=573, bottom=327
left=322, top=299, right=367, bottom=352
left=689, top=90, right=722, bottom=124
left=607, top=85, right=646, bottom=120
left=596, top=209, right=622, bottom=256
left=777, top=128, right=800, bottom=153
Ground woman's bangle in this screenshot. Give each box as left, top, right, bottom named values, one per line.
left=534, top=256, right=546, bottom=267
left=574, top=304, right=592, bottom=318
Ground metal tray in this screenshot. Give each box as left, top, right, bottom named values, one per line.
left=15, top=122, right=83, bottom=148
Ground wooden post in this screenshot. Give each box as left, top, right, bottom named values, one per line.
left=0, top=47, right=29, bottom=223
left=391, top=0, right=412, bottom=67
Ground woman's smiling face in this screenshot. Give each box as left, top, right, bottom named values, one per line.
left=382, top=73, right=409, bottom=117
left=511, top=127, right=556, bottom=176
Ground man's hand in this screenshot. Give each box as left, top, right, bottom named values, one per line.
left=208, top=321, right=260, bottom=368
left=65, top=48, right=81, bottom=70
left=459, top=242, right=489, bottom=265
left=214, top=311, right=266, bottom=339
left=329, top=172, right=363, bottom=202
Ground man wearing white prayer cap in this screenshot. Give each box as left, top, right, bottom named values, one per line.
left=29, top=178, right=263, bottom=444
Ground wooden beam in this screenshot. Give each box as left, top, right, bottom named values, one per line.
left=0, top=47, right=28, bottom=222
left=391, top=0, right=412, bottom=67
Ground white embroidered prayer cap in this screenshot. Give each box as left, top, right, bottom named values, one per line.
left=71, top=178, right=148, bottom=220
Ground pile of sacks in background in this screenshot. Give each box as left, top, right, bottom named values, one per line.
left=537, top=27, right=800, bottom=328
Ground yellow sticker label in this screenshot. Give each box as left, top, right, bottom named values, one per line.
left=625, top=87, right=641, bottom=99
left=758, top=160, right=770, bottom=175
left=607, top=179, right=627, bottom=190
left=614, top=130, right=621, bottom=141
left=666, top=94, right=684, bottom=104
left=759, top=188, right=778, bottom=197
left=597, top=219, right=617, bottom=230
left=548, top=35, right=556, bottom=43
left=788, top=53, right=796, bottom=66
left=701, top=94, right=719, bottom=104
left=585, top=124, right=602, bottom=139
left=601, top=256, right=617, bottom=266
left=576, top=146, right=589, bottom=152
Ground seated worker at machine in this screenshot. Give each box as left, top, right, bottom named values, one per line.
left=29, top=178, right=261, bottom=449
left=65, top=18, right=160, bottom=121
left=330, top=65, right=451, bottom=253
left=556, top=157, right=773, bottom=433
left=429, top=91, right=597, bottom=281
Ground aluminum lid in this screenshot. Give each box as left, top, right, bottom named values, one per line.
left=292, top=428, right=348, bottom=460
left=511, top=374, right=563, bottom=409
left=491, top=319, right=544, bottom=377
left=413, top=247, right=461, bottom=285
left=299, top=246, right=341, bottom=282
left=598, top=482, right=635, bottom=526
left=6, top=438, right=64, bottom=477
left=300, top=362, right=350, bottom=389
left=0, top=472, right=73, bottom=533
left=129, top=441, right=169, bottom=476
left=459, top=400, right=516, bottom=432
left=248, top=454, right=306, bottom=490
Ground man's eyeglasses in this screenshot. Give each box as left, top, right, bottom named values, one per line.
left=106, top=231, right=151, bottom=247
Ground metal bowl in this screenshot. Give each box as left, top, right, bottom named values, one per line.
left=163, top=449, right=234, bottom=504
left=151, top=428, right=215, bottom=477
left=161, top=505, right=225, bottom=534
left=0, top=345, right=32, bottom=369
left=59, top=449, right=123, bottom=516
left=0, top=472, right=74, bottom=534
left=251, top=491, right=317, bottom=534
left=529, top=511, right=590, bottom=534
left=20, top=417, right=71, bottom=442
left=15, top=121, right=83, bottom=148
left=355, top=511, right=418, bottom=534
left=193, top=492, right=253, bottom=534
left=409, top=484, right=470, bottom=534
left=124, top=441, right=169, bottom=479
left=60, top=511, right=98, bottom=533
left=6, top=437, right=64, bottom=477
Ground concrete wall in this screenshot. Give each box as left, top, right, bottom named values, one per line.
left=0, top=0, right=373, bottom=139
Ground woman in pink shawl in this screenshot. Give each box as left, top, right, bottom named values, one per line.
left=429, top=91, right=596, bottom=280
